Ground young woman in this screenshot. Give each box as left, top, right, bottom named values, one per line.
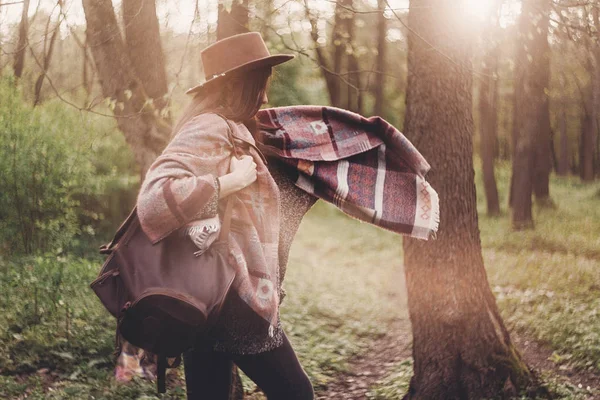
left=136, top=32, right=316, bottom=399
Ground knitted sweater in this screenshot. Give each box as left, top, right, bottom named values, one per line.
left=209, top=157, right=318, bottom=354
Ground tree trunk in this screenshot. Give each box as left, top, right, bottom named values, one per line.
left=82, top=39, right=94, bottom=101
left=33, top=5, right=62, bottom=106
left=557, top=76, right=570, bottom=176
left=122, top=0, right=170, bottom=116
left=478, top=0, right=501, bottom=216
left=82, top=0, right=170, bottom=176
left=532, top=4, right=553, bottom=203
left=258, top=0, right=274, bottom=42
left=13, top=0, right=31, bottom=79
left=581, top=109, right=595, bottom=181
left=402, top=0, right=535, bottom=398
left=557, top=107, right=569, bottom=175
left=303, top=0, right=342, bottom=107
left=331, top=0, right=347, bottom=108
left=510, top=0, right=550, bottom=229
left=373, top=0, right=387, bottom=117
left=591, top=5, right=600, bottom=179
left=345, top=1, right=362, bottom=114
left=217, top=0, right=249, bottom=40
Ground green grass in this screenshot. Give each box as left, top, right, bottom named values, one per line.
left=0, top=201, right=405, bottom=398
left=476, top=161, right=600, bottom=374
left=1, top=157, right=598, bottom=398
left=368, top=357, right=597, bottom=400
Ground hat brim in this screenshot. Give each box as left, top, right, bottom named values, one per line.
left=185, top=54, right=294, bottom=95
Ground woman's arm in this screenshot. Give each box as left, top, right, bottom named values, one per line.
left=137, top=114, right=245, bottom=243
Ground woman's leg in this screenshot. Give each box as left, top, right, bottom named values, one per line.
left=231, top=333, right=314, bottom=400
left=183, top=348, right=233, bottom=400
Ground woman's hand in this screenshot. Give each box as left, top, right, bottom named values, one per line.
left=230, top=155, right=257, bottom=188
left=217, top=155, right=257, bottom=199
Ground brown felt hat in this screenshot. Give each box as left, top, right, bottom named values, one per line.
left=186, top=32, right=295, bottom=95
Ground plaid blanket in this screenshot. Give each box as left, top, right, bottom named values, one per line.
left=256, top=106, right=439, bottom=240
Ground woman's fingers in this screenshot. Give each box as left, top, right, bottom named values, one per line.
left=229, top=154, right=258, bottom=188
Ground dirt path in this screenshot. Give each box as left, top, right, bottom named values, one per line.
left=317, top=323, right=599, bottom=400
left=316, top=317, right=413, bottom=400
left=514, top=334, right=600, bottom=399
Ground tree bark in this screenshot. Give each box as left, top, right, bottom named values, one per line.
left=13, top=0, right=31, bottom=79
left=82, top=40, right=94, bottom=100
left=258, top=0, right=274, bottom=42
left=373, top=0, right=387, bottom=117
left=510, top=0, right=551, bottom=228
left=558, top=108, right=569, bottom=176
left=345, top=1, right=362, bottom=114
left=122, top=0, right=170, bottom=116
left=590, top=5, right=600, bottom=180
left=532, top=3, right=553, bottom=203
left=580, top=108, right=595, bottom=181
left=33, top=4, right=62, bottom=106
left=331, top=0, right=347, bottom=108
left=478, top=0, right=501, bottom=216
left=402, top=0, right=535, bottom=398
left=217, top=0, right=249, bottom=40
left=557, top=75, right=569, bottom=176
left=82, top=0, right=170, bottom=176
left=303, top=0, right=341, bottom=107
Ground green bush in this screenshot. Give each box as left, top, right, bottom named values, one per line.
left=0, top=75, right=138, bottom=256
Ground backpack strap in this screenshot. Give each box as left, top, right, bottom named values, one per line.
left=157, top=355, right=167, bottom=394
left=214, top=113, right=268, bottom=165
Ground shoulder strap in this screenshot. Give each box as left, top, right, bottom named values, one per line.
left=99, top=206, right=138, bottom=254
left=213, top=114, right=240, bottom=243
left=214, top=113, right=268, bottom=165
left=157, top=355, right=167, bottom=393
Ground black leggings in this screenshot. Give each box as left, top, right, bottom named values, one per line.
left=183, top=333, right=314, bottom=400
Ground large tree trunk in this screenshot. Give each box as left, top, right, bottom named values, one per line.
left=13, top=0, right=31, bottom=79
left=510, top=0, right=551, bottom=229
left=122, top=0, right=170, bottom=116
left=82, top=0, right=170, bottom=176
left=373, top=0, right=387, bottom=117
left=478, top=0, right=501, bottom=216
left=217, top=0, right=249, bottom=40
left=402, top=0, right=535, bottom=398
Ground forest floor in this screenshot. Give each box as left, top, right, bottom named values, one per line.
left=1, top=164, right=599, bottom=399
left=314, top=282, right=600, bottom=400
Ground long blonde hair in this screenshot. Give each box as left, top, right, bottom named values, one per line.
left=172, top=67, right=272, bottom=139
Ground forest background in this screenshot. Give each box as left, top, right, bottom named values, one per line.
left=1, top=0, right=599, bottom=399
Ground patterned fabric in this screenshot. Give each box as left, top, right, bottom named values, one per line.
left=114, top=339, right=156, bottom=382
left=256, top=106, right=439, bottom=240
left=137, top=112, right=281, bottom=330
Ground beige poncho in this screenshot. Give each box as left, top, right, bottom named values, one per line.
left=136, top=112, right=281, bottom=331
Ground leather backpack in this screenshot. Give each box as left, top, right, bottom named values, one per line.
left=90, top=116, right=256, bottom=393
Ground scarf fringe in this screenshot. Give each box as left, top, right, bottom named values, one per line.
left=428, top=184, right=440, bottom=240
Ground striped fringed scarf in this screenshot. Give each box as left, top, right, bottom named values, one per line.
left=256, top=105, right=439, bottom=240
